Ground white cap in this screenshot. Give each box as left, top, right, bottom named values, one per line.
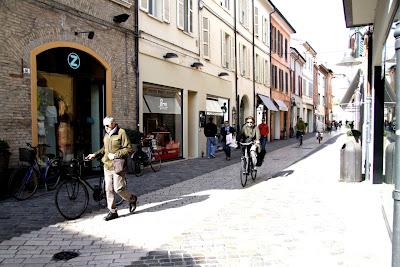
left=103, top=116, right=115, bottom=126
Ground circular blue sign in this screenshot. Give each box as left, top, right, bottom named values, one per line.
left=67, top=52, right=80, bottom=69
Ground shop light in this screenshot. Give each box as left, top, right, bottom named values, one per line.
left=191, top=62, right=203, bottom=68
left=218, top=72, right=229, bottom=77
left=75, top=31, right=95, bottom=39
left=113, top=13, right=130, bottom=23
left=163, top=53, right=178, bottom=59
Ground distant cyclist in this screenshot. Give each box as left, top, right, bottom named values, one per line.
left=239, top=116, right=260, bottom=169
left=316, top=119, right=324, bottom=143
left=295, top=117, right=305, bottom=146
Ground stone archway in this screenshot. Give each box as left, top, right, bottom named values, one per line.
left=239, top=95, right=250, bottom=127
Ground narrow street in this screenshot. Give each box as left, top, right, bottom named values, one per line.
left=0, top=131, right=392, bottom=266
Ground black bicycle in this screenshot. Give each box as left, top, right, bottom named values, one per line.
left=128, top=138, right=161, bottom=176
left=296, top=131, right=304, bottom=146
left=8, top=143, right=63, bottom=200
left=55, top=157, right=123, bottom=220
left=239, top=141, right=257, bottom=187
left=316, top=131, right=323, bottom=144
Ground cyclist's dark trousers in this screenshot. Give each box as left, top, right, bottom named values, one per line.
left=223, top=143, right=231, bottom=157
left=104, top=169, right=133, bottom=212
left=296, top=131, right=303, bottom=139
left=241, top=145, right=258, bottom=167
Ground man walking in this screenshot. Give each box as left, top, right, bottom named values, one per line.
left=204, top=117, right=217, bottom=158
left=220, top=121, right=235, bottom=160
left=258, top=118, right=269, bottom=152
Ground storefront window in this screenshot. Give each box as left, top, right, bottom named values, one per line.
left=143, top=84, right=182, bottom=160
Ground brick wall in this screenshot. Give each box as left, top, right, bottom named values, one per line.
left=0, top=0, right=137, bottom=166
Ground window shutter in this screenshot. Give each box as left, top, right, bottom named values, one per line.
left=188, top=0, right=193, bottom=33
left=177, top=0, right=184, bottom=30
left=163, top=0, right=170, bottom=22
left=239, top=44, right=243, bottom=76
left=221, top=30, right=226, bottom=67
left=238, top=0, right=243, bottom=24
left=203, top=17, right=210, bottom=58
left=230, top=35, right=235, bottom=71
left=140, top=0, right=149, bottom=11
left=254, top=7, right=259, bottom=37
left=247, top=47, right=250, bottom=77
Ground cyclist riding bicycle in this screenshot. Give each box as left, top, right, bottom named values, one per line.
left=295, top=117, right=305, bottom=141
left=239, top=116, right=261, bottom=170
left=316, top=119, right=324, bottom=140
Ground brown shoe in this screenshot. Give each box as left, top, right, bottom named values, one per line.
left=104, top=211, right=118, bottom=221
left=129, top=195, right=138, bottom=213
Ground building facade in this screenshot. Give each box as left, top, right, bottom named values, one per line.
left=270, top=8, right=296, bottom=140
left=0, top=0, right=137, bottom=165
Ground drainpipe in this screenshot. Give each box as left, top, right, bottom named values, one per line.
left=252, top=0, right=256, bottom=117
left=134, top=0, right=140, bottom=130
left=392, top=21, right=400, bottom=267
left=234, top=0, right=239, bottom=132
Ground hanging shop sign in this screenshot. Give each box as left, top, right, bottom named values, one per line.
left=67, top=52, right=80, bottom=69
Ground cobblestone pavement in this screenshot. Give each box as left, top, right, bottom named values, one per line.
left=0, top=131, right=392, bottom=266
left=0, top=133, right=315, bottom=242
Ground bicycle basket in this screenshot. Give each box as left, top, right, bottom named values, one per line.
left=19, top=148, right=36, bottom=163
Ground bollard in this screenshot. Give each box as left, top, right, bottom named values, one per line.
left=340, top=140, right=363, bottom=182
left=385, top=142, right=395, bottom=184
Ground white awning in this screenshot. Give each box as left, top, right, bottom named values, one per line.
left=274, top=99, right=288, bottom=111
left=143, top=95, right=181, bottom=114
left=258, top=94, right=278, bottom=111
left=206, top=99, right=223, bottom=115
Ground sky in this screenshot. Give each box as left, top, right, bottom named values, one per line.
left=272, top=0, right=351, bottom=71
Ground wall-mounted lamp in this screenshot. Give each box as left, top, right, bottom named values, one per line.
left=221, top=102, right=227, bottom=113
left=191, top=62, right=203, bottom=68
left=218, top=72, right=229, bottom=77
left=163, top=52, right=178, bottom=59
left=75, top=31, right=95, bottom=39
left=113, top=13, right=130, bottom=23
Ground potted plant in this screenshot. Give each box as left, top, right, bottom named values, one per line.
left=0, top=139, right=11, bottom=172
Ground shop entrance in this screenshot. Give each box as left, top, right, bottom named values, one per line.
left=36, top=47, right=106, bottom=161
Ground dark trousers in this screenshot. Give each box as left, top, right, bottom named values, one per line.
left=223, top=143, right=231, bottom=157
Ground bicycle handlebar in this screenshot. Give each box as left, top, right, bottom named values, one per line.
left=239, top=141, right=254, bottom=146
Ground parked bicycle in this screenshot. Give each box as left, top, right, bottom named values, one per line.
left=128, top=138, right=161, bottom=176
left=8, top=143, right=63, bottom=200
left=239, top=141, right=257, bottom=187
left=55, top=156, right=124, bottom=220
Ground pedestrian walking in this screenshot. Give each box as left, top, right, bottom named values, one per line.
left=220, top=121, right=236, bottom=161
left=204, top=117, right=217, bottom=158
left=258, top=118, right=269, bottom=152
left=86, top=116, right=138, bottom=221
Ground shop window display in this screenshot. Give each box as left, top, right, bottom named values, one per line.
left=143, top=84, right=182, bottom=160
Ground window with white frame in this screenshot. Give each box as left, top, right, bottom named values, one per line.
left=202, top=17, right=210, bottom=59
left=140, top=0, right=170, bottom=22
left=239, top=44, right=249, bottom=76
left=255, top=54, right=260, bottom=82
left=221, top=31, right=232, bottom=69
left=177, top=0, right=193, bottom=33
left=254, top=7, right=259, bottom=37
left=262, top=16, right=268, bottom=44
left=239, top=0, right=249, bottom=28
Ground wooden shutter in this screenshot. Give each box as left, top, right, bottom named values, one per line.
left=163, top=0, right=170, bottom=22
left=203, top=17, right=210, bottom=58
left=254, top=7, right=259, bottom=37
left=177, top=0, right=184, bottom=30
left=221, top=30, right=226, bottom=67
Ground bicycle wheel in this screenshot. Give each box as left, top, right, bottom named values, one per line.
left=55, top=178, right=89, bottom=220
left=318, top=136, right=321, bottom=144
left=134, top=161, right=144, bottom=177
left=150, top=150, right=161, bottom=172
left=10, top=167, right=38, bottom=200
left=240, top=157, right=248, bottom=187
left=44, top=159, right=62, bottom=190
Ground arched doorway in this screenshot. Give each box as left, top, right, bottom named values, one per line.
left=31, top=43, right=111, bottom=161
left=239, top=95, right=250, bottom=127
